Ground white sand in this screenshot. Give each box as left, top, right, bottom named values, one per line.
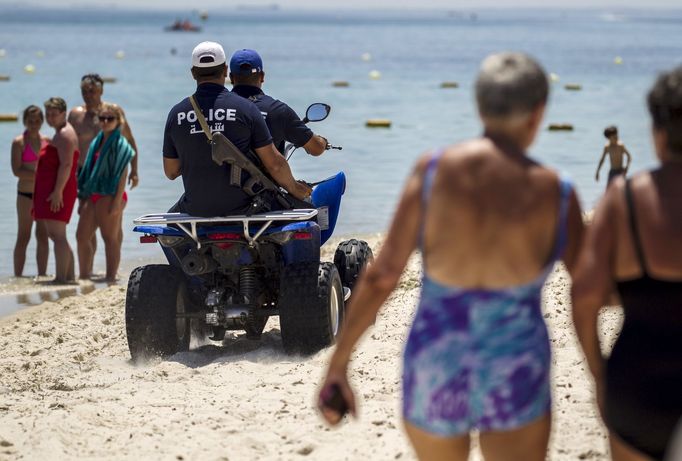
left=0, top=236, right=620, bottom=460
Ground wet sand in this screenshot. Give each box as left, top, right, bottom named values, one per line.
left=0, top=235, right=620, bottom=460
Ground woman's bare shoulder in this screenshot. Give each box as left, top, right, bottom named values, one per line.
left=11, top=134, right=25, bottom=149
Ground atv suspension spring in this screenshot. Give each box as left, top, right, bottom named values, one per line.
left=239, top=267, right=256, bottom=302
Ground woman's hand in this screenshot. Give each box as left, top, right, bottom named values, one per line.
left=128, top=171, right=139, bottom=189
left=318, top=365, right=356, bottom=426
left=77, top=198, right=88, bottom=216
left=47, top=190, right=64, bottom=213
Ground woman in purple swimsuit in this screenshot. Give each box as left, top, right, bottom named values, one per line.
left=572, top=66, right=682, bottom=461
left=10, top=105, right=50, bottom=277
left=319, top=52, right=584, bottom=460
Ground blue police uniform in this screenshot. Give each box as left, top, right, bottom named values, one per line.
left=232, top=85, right=313, bottom=156
left=163, top=83, right=273, bottom=216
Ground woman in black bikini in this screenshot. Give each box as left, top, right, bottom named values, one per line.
left=572, top=65, right=682, bottom=460
left=10, top=105, right=50, bottom=277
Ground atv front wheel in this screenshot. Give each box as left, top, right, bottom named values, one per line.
left=334, top=239, right=374, bottom=291
left=125, top=265, right=191, bottom=362
left=278, top=262, right=344, bottom=355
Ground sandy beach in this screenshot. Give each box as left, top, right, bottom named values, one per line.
left=0, top=235, right=621, bottom=460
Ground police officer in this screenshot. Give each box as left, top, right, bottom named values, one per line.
left=229, top=49, right=328, bottom=157
left=163, top=41, right=311, bottom=217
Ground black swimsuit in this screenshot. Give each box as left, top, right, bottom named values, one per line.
left=605, top=179, right=682, bottom=460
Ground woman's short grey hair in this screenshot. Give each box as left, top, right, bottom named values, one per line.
left=476, top=52, right=549, bottom=119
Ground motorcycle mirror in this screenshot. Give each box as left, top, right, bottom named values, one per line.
left=303, top=103, right=331, bottom=123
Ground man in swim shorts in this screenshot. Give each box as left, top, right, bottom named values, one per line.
left=595, top=125, right=632, bottom=188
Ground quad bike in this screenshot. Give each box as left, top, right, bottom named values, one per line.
left=125, top=103, right=373, bottom=361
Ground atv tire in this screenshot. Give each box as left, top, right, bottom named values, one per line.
left=278, top=262, right=344, bottom=355
left=125, top=265, right=191, bottom=362
left=334, top=239, right=374, bottom=291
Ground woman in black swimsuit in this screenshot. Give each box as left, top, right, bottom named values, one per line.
left=572, top=65, right=682, bottom=460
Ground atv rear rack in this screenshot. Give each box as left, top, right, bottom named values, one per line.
left=133, top=209, right=318, bottom=248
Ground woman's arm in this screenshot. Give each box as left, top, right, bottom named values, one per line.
left=562, top=189, right=585, bottom=277
left=119, top=107, right=139, bottom=188
left=319, top=153, right=429, bottom=423
left=571, top=184, right=619, bottom=393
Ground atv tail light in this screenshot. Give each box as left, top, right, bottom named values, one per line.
left=293, top=232, right=313, bottom=240
left=140, top=235, right=158, bottom=244
left=207, top=232, right=242, bottom=240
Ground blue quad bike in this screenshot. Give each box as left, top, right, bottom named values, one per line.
left=125, top=103, right=373, bottom=361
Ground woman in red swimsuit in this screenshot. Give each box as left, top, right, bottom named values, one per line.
left=76, top=102, right=135, bottom=282
left=10, top=105, right=50, bottom=277
left=34, top=97, right=79, bottom=283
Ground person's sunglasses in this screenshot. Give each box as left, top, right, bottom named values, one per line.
left=98, top=115, right=116, bottom=123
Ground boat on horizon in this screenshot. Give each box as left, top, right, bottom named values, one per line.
left=164, top=19, right=201, bottom=32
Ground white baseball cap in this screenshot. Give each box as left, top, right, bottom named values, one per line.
left=191, top=41, right=226, bottom=68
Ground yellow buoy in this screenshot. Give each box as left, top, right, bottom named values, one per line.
left=23, top=64, right=36, bottom=74
left=548, top=123, right=574, bottom=131
left=0, top=75, right=10, bottom=81
left=549, top=72, right=560, bottom=83
left=369, top=70, right=382, bottom=80
left=0, top=113, right=19, bottom=122
left=366, top=119, right=392, bottom=128
left=101, top=76, right=117, bottom=83
left=440, top=81, right=459, bottom=88
left=361, top=52, right=372, bottom=62
left=115, top=50, right=125, bottom=59
left=564, top=83, right=582, bottom=91
left=0, top=49, right=6, bottom=58
left=332, top=81, right=350, bottom=87
left=614, top=56, right=623, bottom=65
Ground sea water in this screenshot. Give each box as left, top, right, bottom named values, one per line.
left=0, top=6, right=681, bottom=286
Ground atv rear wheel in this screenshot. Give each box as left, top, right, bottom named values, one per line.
left=125, top=265, right=191, bottom=362
left=334, top=239, right=374, bottom=291
left=278, top=262, right=344, bottom=355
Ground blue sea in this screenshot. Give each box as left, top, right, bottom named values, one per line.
left=1, top=6, right=681, bottom=291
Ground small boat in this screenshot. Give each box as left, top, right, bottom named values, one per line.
left=165, top=19, right=201, bottom=32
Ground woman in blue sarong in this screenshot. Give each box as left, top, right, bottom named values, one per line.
left=76, top=102, right=135, bottom=282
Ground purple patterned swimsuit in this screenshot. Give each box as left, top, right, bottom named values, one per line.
left=402, top=151, right=572, bottom=436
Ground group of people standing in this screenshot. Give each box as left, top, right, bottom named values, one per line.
left=319, top=54, right=682, bottom=461
left=10, top=74, right=138, bottom=283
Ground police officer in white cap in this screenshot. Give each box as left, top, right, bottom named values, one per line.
left=162, top=41, right=311, bottom=217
